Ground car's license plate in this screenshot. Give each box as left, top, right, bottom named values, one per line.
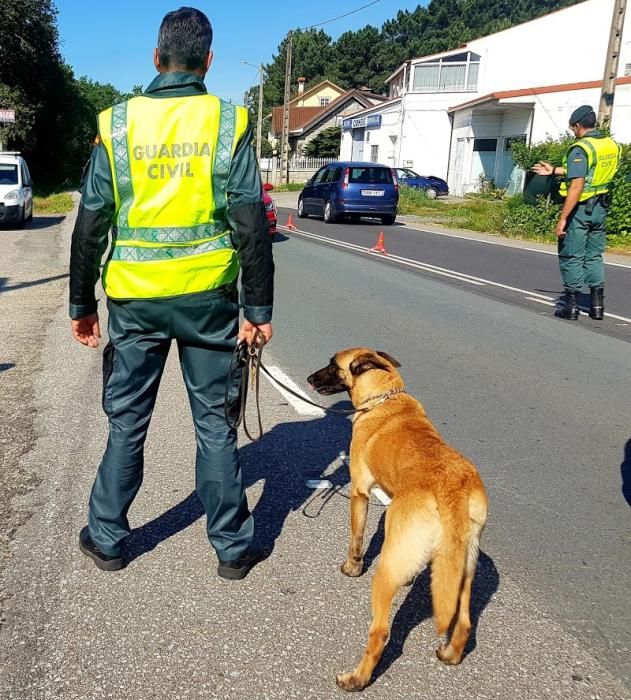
left=361, top=190, right=384, bottom=197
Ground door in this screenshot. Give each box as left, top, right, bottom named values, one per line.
left=21, top=161, right=33, bottom=218
left=312, top=167, right=333, bottom=213
left=303, top=166, right=327, bottom=213
left=497, top=136, right=526, bottom=195
left=452, top=138, right=466, bottom=196
left=351, top=128, right=365, bottom=161
left=470, top=138, right=498, bottom=189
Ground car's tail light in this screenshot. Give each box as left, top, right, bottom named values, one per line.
left=391, top=169, right=399, bottom=193
left=342, top=167, right=350, bottom=189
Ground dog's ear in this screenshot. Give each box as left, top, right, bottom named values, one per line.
left=376, top=351, right=401, bottom=368
left=350, top=354, right=389, bottom=377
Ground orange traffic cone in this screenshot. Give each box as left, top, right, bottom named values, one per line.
left=285, top=213, right=297, bottom=230
left=369, top=231, right=388, bottom=255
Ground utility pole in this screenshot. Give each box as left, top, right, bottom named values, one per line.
left=256, top=64, right=265, bottom=162
left=280, top=31, right=293, bottom=185
left=598, top=0, right=627, bottom=127
left=241, top=60, right=266, bottom=160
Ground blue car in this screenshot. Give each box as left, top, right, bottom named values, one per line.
left=395, top=168, right=449, bottom=198
left=298, top=162, right=399, bottom=225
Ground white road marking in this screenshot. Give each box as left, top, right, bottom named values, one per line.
left=263, top=365, right=325, bottom=416
left=280, top=224, right=631, bottom=323
left=525, top=296, right=556, bottom=307
left=397, top=224, right=631, bottom=269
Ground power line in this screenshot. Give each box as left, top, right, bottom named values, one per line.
left=303, top=0, right=383, bottom=30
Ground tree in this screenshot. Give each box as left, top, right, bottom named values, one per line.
left=303, top=127, right=342, bottom=158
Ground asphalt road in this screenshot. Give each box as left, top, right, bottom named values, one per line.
left=0, top=203, right=630, bottom=699
left=276, top=204, right=631, bottom=343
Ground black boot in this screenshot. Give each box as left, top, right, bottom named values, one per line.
left=589, top=287, right=604, bottom=320
left=555, top=290, right=579, bottom=320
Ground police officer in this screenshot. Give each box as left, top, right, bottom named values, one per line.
left=69, top=7, right=274, bottom=580
left=533, top=105, right=620, bottom=320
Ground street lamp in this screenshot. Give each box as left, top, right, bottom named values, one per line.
left=241, top=60, right=265, bottom=161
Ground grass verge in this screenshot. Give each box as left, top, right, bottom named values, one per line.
left=270, top=182, right=304, bottom=192
left=33, top=192, right=74, bottom=215
left=399, top=187, right=631, bottom=254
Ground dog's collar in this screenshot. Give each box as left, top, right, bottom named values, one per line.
left=356, top=387, right=406, bottom=412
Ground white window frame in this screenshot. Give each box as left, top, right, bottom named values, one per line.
left=412, top=52, right=480, bottom=93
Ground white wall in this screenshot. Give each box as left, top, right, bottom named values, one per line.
left=469, top=0, right=630, bottom=92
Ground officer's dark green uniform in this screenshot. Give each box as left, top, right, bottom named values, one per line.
left=559, top=135, right=609, bottom=289
left=69, top=72, right=274, bottom=565
left=556, top=105, right=620, bottom=319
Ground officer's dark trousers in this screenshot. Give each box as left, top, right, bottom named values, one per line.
left=87, top=285, right=255, bottom=561
left=558, top=197, right=607, bottom=292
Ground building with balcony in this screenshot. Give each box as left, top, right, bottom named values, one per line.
left=339, top=0, right=631, bottom=195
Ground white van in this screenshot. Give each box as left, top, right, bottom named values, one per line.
left=0, top=152, right=33, bottom=228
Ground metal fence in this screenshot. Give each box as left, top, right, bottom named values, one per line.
left=260, top=156, right=337, bottom=185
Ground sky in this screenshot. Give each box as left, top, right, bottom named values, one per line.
left=55, top=0, right=423, bottom=104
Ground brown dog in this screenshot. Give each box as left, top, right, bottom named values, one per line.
left=307, top=348, right=488, bottom=692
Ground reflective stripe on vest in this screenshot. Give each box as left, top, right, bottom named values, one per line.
left=98, top=94, right=249, bottom=299
left=560, top=135, right=621, bottom=201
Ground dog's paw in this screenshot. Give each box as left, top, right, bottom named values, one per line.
left=336, top=671, right=367, bottom=692
left=436, top=644, right=463, bottom=666
left=340, top=559, right=363, bottom=577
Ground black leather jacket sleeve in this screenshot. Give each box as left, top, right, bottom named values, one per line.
left=226, top=120, right=274, bottom=324
left=69, top=142, right=115, bottom=320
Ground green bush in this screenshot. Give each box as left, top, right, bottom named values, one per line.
left=512, top=133, right=631, bottom=238
left=501, top=194, right=560, bottom=240
left=607, top=144, right=631, bottom=238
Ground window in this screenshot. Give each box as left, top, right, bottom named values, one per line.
left=413, top=52, right=480, bottom=93
left=320, top=97, right=330, bottom=107
left=366, top=131, right=370, bottom=142
left=349, top=166, right=392, bottom=184
left=625, top=63, right=631, bottom=77
left=313, top=167, right=328, bottom=184
left=0, top=164, right=18, bottom=185
left=473, top=139, right=497, bottom=152
left=370, top=145, right=379, bottom=163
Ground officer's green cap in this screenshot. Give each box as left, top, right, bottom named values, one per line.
left=569, top=105, right=595, bottom=125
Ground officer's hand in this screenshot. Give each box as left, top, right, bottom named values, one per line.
left=71, top=313, right=101, bottom=348
left=532, top=161, right=554, bottom=176
left=238, top=320, right=273, bottom=346
left=555, top=217, right=567, bottom=238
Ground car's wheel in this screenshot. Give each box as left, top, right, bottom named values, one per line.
left=16, top=206, right=25, bottom=230
left=425, top=187, right=438, bottom=199
left=297, top=196, right=308, bottom=219
left=381, top=214, right=396, bottom=226
left=323, top=200, right=337, bottom=224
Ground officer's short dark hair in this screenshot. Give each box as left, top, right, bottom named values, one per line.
left=158, top=7, right=213, bottom=71
left=575, top=111, right=597, bottom=129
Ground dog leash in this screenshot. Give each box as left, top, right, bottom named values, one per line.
left=224, top=334, right=406, bottom=442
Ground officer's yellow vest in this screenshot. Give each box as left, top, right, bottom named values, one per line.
left=98, top=94, right=249, bottom=299
left=560, top=135, right=621, bottom=202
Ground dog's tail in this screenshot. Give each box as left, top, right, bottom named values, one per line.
left=430, top=494, right=470, bottom=636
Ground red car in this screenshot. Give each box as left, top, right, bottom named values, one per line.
left=263, top=182, right=277, bottom=236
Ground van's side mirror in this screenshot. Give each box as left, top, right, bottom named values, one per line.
left=305, top=177, right=313, bottom=186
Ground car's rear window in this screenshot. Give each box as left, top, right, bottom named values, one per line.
left=348, top=167, right=393, bottom=185
left=0, top=164, right=18, bottom=185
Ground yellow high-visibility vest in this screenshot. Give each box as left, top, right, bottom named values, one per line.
left=98, top=94, right=249, bottom=299
left=560, top=135, right=621, bottom=202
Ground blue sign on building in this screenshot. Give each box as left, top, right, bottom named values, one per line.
left=342, top=114, right=382, bottom=130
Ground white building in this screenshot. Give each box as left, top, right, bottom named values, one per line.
left=340, top=0, right=631, bottom=195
